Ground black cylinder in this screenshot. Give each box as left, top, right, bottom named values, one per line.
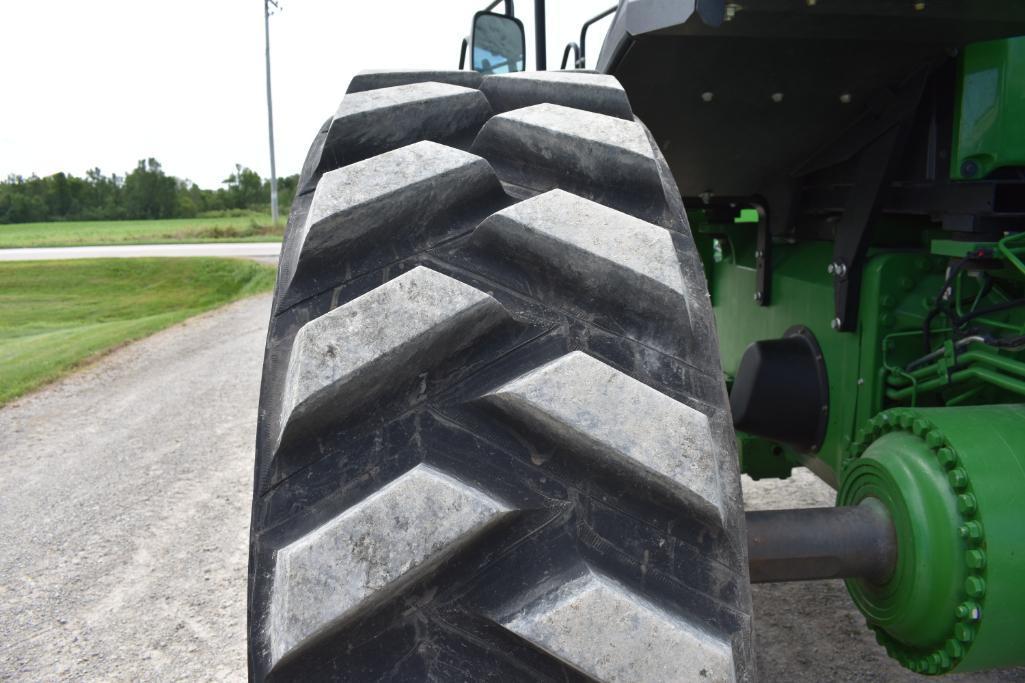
left=730, top=326, right=829, bottom=452
left=746, top=501, right=897, bottom=584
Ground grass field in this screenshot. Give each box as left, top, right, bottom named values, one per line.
left=0, top=214, right=283, bottom=248
left=0, top=258, right=275, bottom=405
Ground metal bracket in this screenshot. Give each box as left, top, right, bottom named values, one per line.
left=828, top=71, right=931, bottom=332
left=753, top=188, right=795, bottom=307
left=483, top=0, right=514, bottom=15
left=830, top=125, right=907, bottom=331
left=754, top=206, right=771, bottom=306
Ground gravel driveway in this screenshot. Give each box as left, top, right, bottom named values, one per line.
left=0, top=292, right=1020, bottom=681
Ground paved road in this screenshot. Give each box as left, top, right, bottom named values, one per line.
left=0, top=293, right=1021, bottom=681
left=0, top=242, right=281, bottom=262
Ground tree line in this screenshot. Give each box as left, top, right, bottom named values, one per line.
left=0, top=159, right=299, bottom=224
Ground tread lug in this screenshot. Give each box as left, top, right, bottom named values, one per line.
left=279, top=265, right=509, bottom=445
left=280, top=140, right=502, bottom=305
left=470, top=103, right=665, bottom=221
left=481, top=71, right=633, bottom=119
left=471, top=188, right=701, bottom=352
left=500, top=571, right=736, bottom=683
left=484, top=351, right=723, bottom=521
left=316, top=81, right=491, bottom=178
left=347, top=69, right=483, bottom=93
left=270, top=463, right=511, bottom=667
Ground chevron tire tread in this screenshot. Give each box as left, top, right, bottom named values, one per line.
left=249, top=70, right=753, bottom=682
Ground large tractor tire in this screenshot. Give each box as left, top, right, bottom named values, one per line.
left=248, top=70, right=753, bottom=682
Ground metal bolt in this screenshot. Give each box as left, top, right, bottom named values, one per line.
left=936, top=447, right=958, bottom=469
left=701, top=91, right=714, bottom=103
left=771, top=92, right=784, bottom=103
left=826, top=263, right=835, bottom=275
left=806, top=0, right=817, bottom=5
left=831, top=317, right=842, bottom=331
left=965, top=576, right=986, bottom=599
left=857, top=378, right=865, bottom=386
left=948, top=468, right=969, bottom=490
left=753, top=292, right=763, bottom=303
left=956, top=600, right=982, bottom=620
left=914, top=1, right=926, bottom=10
left=955, top=622, right=975, bottom=643
left=839, top=93, right=852, bottom=104
left=699, top=191, right=713, bottom=204
left=965, top=550, right=987, bottom=569
left=754, top=249, right=763, bottom=259
left=957, top=493, right=978, bottom=515
left=958, top=520, right=984, bottom=542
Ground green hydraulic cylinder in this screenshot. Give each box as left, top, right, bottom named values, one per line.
left=838, top=405, right=1025, bottom=675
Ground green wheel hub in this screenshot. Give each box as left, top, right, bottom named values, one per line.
left=839, top=405, right=1025, bottom=675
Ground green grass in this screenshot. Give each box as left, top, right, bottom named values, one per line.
left=0, top=214, right=283, bottom=248
left=0, top=258, right=276, bottom=405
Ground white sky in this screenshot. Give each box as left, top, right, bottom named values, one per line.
left=0, top=0, right=615, bottom=189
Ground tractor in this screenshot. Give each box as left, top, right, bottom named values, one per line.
left=247, top=1, right=1025, bottom=680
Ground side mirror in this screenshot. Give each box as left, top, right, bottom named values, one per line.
left=471, top=11, right=525, bottom=74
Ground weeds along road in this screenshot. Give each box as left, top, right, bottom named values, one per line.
left=0, top=291, right=1023, bottom=681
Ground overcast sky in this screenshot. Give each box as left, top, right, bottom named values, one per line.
left=0, top=0, right=615, bottom=189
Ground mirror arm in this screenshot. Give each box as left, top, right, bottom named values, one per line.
left=534, top=0, right=546, bottom=70
left=459, top=37, right=468, bottom=69
left=484, top=0, right=514, bottom=16
left=578, top=5, right=616, bottom=69
left=560, top=42, right=580, bottom=70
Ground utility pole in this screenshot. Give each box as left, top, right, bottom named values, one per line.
left=264, top=0, right=279, bottom=225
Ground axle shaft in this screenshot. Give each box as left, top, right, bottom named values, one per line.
left=746, top=501, right=897, bottom=584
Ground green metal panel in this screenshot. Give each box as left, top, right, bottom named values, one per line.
left=709, top=237, right=852, bottom=483
left=702, top=219, right=948, bottom=482
left=702, top=213, right=1025, bottom=483
left=952, top=37, right=1025, bottom=180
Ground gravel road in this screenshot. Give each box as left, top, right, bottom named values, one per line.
left=0, top=292, right=1020, bottom=681
left=0, top=295, right=269, bottom=681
